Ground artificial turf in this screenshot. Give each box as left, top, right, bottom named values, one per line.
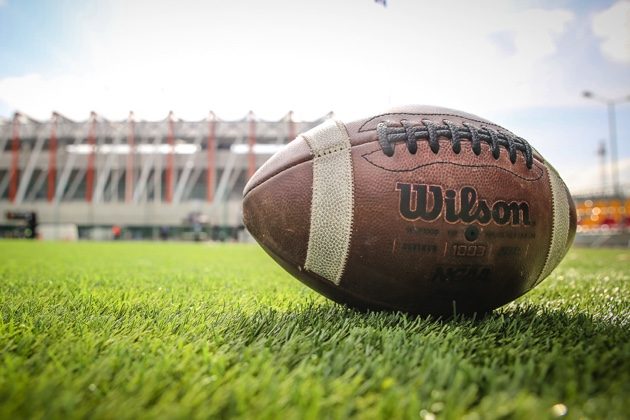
left=0, top=241, right=628, bottom=419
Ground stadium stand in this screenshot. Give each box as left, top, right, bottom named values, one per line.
left=573, top=194, right=630, bottom=247
left=0, top=111, right=329, bottom=240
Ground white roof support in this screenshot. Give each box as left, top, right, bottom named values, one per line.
left=173, top=135, right=203, bottom=203
left=15, top=133, right=46, bottom=204
left=93, top=135, right=123, bottom=203
left=133, top=152, right=155, bottom=203
left=182, top=165, right=203, bottom=202
left=0, top=128, right=9, bottom=163
left=213, top=137, right=243, bottom=204
left=25, top=169, right=48, bottom=201
left=153, top=152, right=162, bottom=203
left=226, top=165, right=244, bottom=201
left=0, top=168, right=9, bottom=199
left=55, top=135, right=82, bottom=203
left=133, top=132, right=161, bottom=203
left=64, top=168, right=86, bottom=201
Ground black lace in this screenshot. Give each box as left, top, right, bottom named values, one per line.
left=376, top=119, right=534, bottom=169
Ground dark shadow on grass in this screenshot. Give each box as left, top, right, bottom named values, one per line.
left=218, top=299, right=629, bottom=357
left=201, top=299, right=628, bottom=411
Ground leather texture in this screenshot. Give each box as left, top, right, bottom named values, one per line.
left=242, top=105, right=576, bottom=316
left=243, top=135, right=312, bottom=196
left=243, top=160, right=312, bottom=270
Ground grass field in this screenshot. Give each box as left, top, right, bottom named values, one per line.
left=0, top=242, right=628, bottom=419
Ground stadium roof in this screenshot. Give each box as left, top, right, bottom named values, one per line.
left=2, top=110, right=335, bottom=124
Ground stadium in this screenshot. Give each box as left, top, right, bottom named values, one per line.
left=0, top=111, right=327, bottom=240
left=0, top=0, right=628, bottom=419
left=2, top=110, right=628, bottom=245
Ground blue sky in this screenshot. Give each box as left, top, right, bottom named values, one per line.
left=0, top=0, right=628, bottom=193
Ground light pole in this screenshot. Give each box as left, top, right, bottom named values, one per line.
left=582, top=91, right=630, bottom=197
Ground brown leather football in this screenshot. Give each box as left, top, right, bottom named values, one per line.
left=243, top=105, right=576, bottom=316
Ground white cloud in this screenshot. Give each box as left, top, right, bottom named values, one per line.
left=0, top=0, right=7, bottom=7
left=592, top=0, right=630, bottom=64
left=0, top=0, right=575, bottom=121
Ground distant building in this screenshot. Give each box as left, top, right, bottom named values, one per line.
left=0, top=111, right=329, bottom=239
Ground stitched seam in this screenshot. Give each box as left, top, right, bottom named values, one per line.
left=243, top=158, right=313, bottom=198
left=314, top=144, right=348, bottom=157
left=377, top=120, right=533, bottom=168
left=359, top=112, right=515, bottom=134
left=361, top=152, right=544, bottom=181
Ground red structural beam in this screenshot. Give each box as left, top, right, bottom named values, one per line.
left=9, top=113, right=20, bottom=202
left=47, top=113, right=58, bottom=202
left=165, top=111, right=175, bottom=203
left=125, top=112, right=135, bottom=203
left=247, top=111, right=256, bottom=179
left=85, top=112, right=97, bottom=203
left=207, top=111, right=216, bottom=203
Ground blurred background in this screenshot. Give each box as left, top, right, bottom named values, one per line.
left=0, top=0, right=628, bottom=245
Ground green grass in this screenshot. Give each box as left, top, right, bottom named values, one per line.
left=0, top=242, right=628, bottom=420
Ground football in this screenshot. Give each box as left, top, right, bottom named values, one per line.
left=242, top=105, right=576, bottom=316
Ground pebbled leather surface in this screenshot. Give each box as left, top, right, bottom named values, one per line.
left=244, top=135, right=312, bottom=196
left=243, top=105, right=575, bottom=316
left=340, top=138, right=552, bottom=315
left=243, top=160, right=312, bottom=269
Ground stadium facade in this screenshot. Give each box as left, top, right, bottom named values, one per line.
left=0, top=111, right=328, bottom=239
left=1, top=110, right=628, bottom=245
